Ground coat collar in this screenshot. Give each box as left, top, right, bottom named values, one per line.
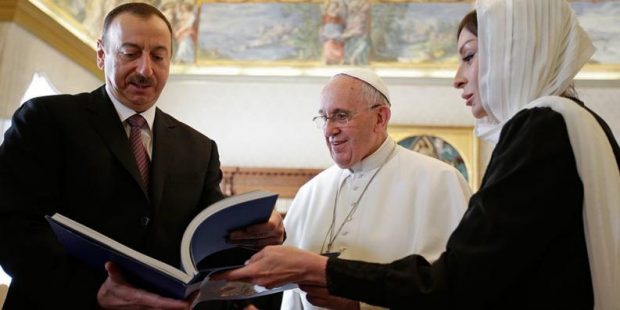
left=86, top=86, right=179, bottom=209
left=86, top=86, right=150, bottom=198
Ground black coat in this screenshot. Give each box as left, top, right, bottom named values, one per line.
left=326, top=102, right=620, bottom=309
left=0, top=86, right=225, bottom=308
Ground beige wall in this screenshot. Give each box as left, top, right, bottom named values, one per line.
left=0, top=22, right=101, bottom=118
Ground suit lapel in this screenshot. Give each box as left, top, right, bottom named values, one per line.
left=87, top=87, right=150, bottom=198
left=150, top=109, right=176, bottom=210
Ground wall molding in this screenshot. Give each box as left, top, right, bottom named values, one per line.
left=0, top=0, right=102, bottom=80
left=168, top=71, right=620, bottom=88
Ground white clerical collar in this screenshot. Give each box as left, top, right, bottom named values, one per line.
left=348, top=137, right=396, bottom=174
left=106, top=87, right=156, bottom=130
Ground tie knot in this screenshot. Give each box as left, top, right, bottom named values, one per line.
left=127, top=114, right=147, bottom=129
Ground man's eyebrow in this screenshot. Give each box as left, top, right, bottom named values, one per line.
left=151, top=45, right=169, bottom=53
left=118, top=43, right=169, bottom=53
left=119, top=43, right=140, bottom=50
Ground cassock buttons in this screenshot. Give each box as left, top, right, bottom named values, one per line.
left=140, top=216, right=150, bottom=227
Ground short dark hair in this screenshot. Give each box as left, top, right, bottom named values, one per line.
left=457, top=10, right=478, bottom=39
left=102, top=2, right=173, bottom=51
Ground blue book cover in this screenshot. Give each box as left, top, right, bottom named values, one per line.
left=46, top=190, right=280, bottom=300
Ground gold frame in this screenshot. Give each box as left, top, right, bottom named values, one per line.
left=1, top=0, right=102, bottom=79
left=388, top=125, right=479, bottom=190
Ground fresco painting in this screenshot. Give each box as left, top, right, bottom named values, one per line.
left=398, top=135, right=469, bottom=181
left=198, top=3, right=321, bottom=63
left=37, top=0, right=620, bottom=68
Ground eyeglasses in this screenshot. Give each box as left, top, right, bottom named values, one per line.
left=312, top=104, right=383, bottom=129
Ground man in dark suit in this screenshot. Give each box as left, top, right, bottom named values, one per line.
left=0, top=3, right=283, bottom=309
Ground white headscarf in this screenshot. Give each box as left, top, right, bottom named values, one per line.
left=475, top=1, right=620, bottom=309
left=476, top=0, right=594, bottom=142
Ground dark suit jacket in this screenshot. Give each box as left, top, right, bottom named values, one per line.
left=0, top=86, right=225, bottom=308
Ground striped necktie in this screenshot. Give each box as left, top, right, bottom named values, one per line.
left=127, top=114, right=150, bottom=189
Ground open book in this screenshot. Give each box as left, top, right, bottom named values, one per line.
left=46, top=190, right=294, bottom=301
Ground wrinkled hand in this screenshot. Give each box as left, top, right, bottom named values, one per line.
left=211, top=245, right=328, bottom=289
left=97, top=262, right=191, bottom=310
left=227, top=210, right=285, bottom=249
left=301, top=284, right=360, bottom=310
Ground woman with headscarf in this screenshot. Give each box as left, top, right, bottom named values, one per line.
left=213, top=1, right=620, bottom=309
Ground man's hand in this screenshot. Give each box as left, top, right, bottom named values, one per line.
left=97, top=262, right=191, bottom=310
left=210, top=245, right=328, bottom=289
left=227, top=210, right=285, bottom=248
left=301, top=284, right=360, bottom=310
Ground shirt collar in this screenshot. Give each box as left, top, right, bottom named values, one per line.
left=106, top=87, right=156, bottom=130
left=348, top=137, right=396, bottom=174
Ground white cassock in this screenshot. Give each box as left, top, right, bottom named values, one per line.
left=281, top=137, right=472, bottom=310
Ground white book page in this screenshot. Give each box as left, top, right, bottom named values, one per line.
left=179, top=190, right=274, bottom=275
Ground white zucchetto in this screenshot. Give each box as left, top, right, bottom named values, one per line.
left=336, top=68, right=390, bottom=105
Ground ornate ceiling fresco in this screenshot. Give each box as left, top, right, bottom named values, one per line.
left=26, top=0, right=620, bottom=76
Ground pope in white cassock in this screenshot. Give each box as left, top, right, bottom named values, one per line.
left=281, top=68, right=472, bottom=310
